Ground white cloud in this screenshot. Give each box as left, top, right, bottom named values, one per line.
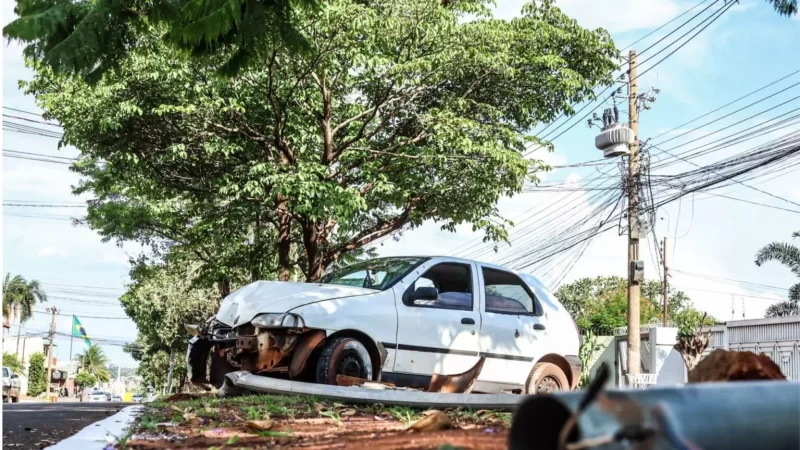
left=37, top=246, right=70, bottom=257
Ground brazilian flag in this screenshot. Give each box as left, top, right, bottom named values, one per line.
left=73, top=316, right=91, bottom=346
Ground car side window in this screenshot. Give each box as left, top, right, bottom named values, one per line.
left=404, top=263, right=473, bottom=311
left=482, top=267, right=539, bottom=315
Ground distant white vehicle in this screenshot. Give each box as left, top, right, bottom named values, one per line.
left=3, top=366, right=21, bottom=403
left=131, top=393, right=144, bottom=402
left=187, top=256, right=581, bottom=394
left=88, top=391, right=107, bottom=402
left=111, top=394, right=122, bottom=402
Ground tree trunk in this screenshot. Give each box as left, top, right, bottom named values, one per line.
left=276, top=196, right=292, bottom=281
left=674, top=332, right=710, bottom=372
left=218, top=280, right=231, bottom=298
left=302, top=221, right=326, bottom=281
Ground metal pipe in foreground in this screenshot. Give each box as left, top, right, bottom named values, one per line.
left=510, top=381, right=800, bottom=450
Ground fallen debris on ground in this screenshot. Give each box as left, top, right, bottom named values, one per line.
left=123, top=393, right=511, bottom=450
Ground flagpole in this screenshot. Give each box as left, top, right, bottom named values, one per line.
left=69, top=315, right=75, bottom=369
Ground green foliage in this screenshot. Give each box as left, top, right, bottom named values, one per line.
left=3, top=0, right=317, bottom=82
left=555, top=276, right=684, bottom=334
left=75, top=371, right=97, bottom=393
left=674, top=309, right=715, bottom=340
left=27, top=352, right=46, bottom=397
left=765, top=301, right=800, bottom=318
left=78, top=345, right=112, bottom=382
left=121, top=260, right=220, bottom=391
left=24, top=0, right=619, bottom=284
left=767, top=0, right=798, bottom=16
left=3, top=352, right=25, bottom=375
left=755, top=230, right=800, bottom=318
left=577, top=330, right=600, bottom=388
left=2, top=273, right=48, bottom=326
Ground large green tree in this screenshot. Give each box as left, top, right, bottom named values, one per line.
left=755, top=230, right=800, bottom=318
left=2, top=273, right=48, bottom=329
left=23, top=0, right=619, bottom=287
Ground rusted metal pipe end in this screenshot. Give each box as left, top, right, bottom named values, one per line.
left=508, top=395, right=579, bottom=450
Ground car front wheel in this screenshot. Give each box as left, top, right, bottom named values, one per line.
left=315, top=337, right=373, bottom=385
left=526, top=362, right=569, bottom=394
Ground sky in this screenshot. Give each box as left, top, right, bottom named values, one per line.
left=2, top=1, right=800, bottom=368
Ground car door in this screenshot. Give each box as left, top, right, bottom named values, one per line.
left=476, top=265, right=548, bottom=388
left=389, top=260, right=482, bottom=384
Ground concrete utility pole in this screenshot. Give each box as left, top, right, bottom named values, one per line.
left=663, top=236, right=669, bottom=326
left=626, top=49, right=641, bottom=375
left=46, top=307, right=59, bottom=398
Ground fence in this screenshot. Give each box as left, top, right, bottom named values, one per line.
left=702, top=315, right=800, bottom=381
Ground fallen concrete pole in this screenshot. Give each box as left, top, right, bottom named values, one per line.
left=220, top=371, right=523, bottom=411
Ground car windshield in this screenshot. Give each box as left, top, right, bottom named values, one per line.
left=3, top=368, right=9, bottom=377
left=319, top=257, right=427, bottom=290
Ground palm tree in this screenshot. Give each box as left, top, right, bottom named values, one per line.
left=3, top=274, right=48, bottom=327
left=755, top=231, right=800, bottom=317
left=77, top=345, right=111, bottom=382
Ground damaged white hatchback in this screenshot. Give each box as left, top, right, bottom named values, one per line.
left=186, top=256, right=582, bottom=394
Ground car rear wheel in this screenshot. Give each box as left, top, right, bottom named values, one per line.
left=525, top=362, right=569, bottom=394
left=315, top=337, right=373, bottom=385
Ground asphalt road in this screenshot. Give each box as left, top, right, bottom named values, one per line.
left=3, top=402, right=128, bottom=449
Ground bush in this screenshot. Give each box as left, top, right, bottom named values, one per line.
left=27, top=352, right=46, bottom=397
left=75, top=372, right=97, bottom=393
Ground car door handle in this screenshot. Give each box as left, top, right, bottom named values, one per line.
left=461, top=318, right=475, bottom=325
left=533, top=324, right=546, bottom=331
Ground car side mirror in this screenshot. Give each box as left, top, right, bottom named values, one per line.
left=11, top=374, right=19, bottom=379
left=412, top=286, right=438, bottom=301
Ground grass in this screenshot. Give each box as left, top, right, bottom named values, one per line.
left=136, top=392, right=512, bottom=440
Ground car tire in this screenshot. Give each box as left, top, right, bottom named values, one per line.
left=210, top=352, right=235, bottom=389
left=315, top=337, right=373, bottom=385
left=525, top=362, right=569, bottom=394
left=11, top=396, right=19, bottom=403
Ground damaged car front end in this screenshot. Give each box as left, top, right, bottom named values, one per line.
left=187, top=313, right=329, bottom=388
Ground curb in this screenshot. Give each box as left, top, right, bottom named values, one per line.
left=45, top=405, right=143, bottom=450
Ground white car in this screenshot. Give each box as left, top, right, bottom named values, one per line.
left=88, top=391, right=107, bottom=401
left=3, top=366, right=21, bottom=403
left=187, top=256, right=581, bottom=394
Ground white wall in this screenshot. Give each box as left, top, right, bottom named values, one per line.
left=649, top=327, right=687, bottom=386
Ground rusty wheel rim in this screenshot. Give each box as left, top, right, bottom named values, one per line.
left=536, top=375, right=561, bottom=394
left=336, top=352, right=366, bottom=378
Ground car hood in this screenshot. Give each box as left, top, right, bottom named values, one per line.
left=215, top=280, right=377, bottom=327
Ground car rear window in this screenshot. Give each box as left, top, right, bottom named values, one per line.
left=482, top=267, right=537, bottom=314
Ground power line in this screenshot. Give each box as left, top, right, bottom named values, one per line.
left=3, top=155, right=73, bottom=165
left=652, top=69, right=800, bottom=141
left=695, top=191, right=800, bottom=214
left=4, top=149, right=76, bottom=161
left=672, top=285, right=787, bottom=301
left=4, top=203, right=86, bottom=208
left=3, top=106, right=46, bottom=117
left=672, top=269, right=790, bottom=291
left=3, top=114, right=63, bottom=128
left=32, top=308, right=131, bottom=320
left=652, top=85, right=800, bottom=146
left=619, top=0, right=714, bottom=52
